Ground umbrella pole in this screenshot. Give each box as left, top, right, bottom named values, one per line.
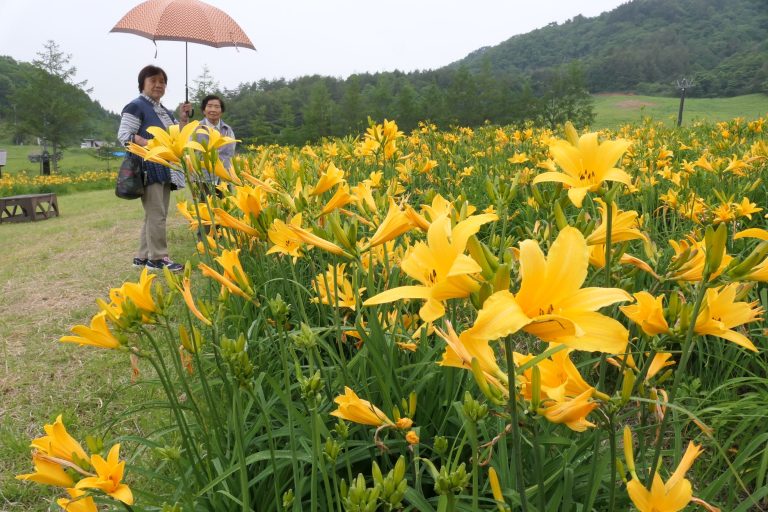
left=185, top=41, right=189, bottom=103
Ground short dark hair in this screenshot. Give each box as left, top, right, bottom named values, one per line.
left=138, top=65, right=168, bottom=92
left=201, top=94, right=225, bottom=113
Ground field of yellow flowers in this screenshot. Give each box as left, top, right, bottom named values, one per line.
left=0, top=169, right=117, bottom=196
left=17, top=116, right=768, bottom=511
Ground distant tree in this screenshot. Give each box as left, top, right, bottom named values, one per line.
left=532, top=62, right=595, bottom=130
left=12, top=41, right=90, bottom=173
left=446, top=66, right=481, bottom=125
left=302, top=80, right=335, bottom=142
left=191, top=65, right=221, bottom=106
left=33, top=40, right=92, bottom=93
left=340, top=75, right=365, bottom=134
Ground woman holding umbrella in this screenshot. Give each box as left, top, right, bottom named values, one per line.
left=117, top=64, right=191, bottom=272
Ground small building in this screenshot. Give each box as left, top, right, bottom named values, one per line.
left=80, top=139, right=107, bottom=149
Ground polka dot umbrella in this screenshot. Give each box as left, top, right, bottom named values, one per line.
left=111, top=0, right=255, bottom=102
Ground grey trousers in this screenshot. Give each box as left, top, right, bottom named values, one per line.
left=138, top=182, right=171, bottom=260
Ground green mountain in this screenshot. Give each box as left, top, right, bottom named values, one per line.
left=451, top=0, right=768, bottom=97
left=0, top=55, right=118, bottom=144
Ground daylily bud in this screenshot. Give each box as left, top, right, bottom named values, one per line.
left=485, top=178, right=498, bottom=203
left=492, top=263, right=512, bottom=293
left=620, top=368, right=636, bottom=405
left=703, top=224, right=728, bottom=279
left=467, top=236, right=495, bottom=280
left=727, top=241, right=768, bottom=280
left=433, top=436, right=448, bottom=457
left=553, top=200, right=568, bottom=230
left=282, top=489, right=294, bottom=510
left=530, top=365, right=542, bottom=412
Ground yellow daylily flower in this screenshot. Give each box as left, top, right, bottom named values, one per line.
left=29, top=415, right=89, bottom=465
left=211, top=158, right=242, bottom=185
left=533, top=122, right=632, bottom=207
left=694, top=284, right=763, bottom=352
left=540, top=388, right=598, bottom=432
left=620, top=291, right=670, bottom=336
left=60, top=311, right=122, bottom=350
left=16, top=452, right=75, bottom=487
left=350, top=180, right=377, bottom=213
left=267, top=215, right=305, bottom=259
left=365, top=199, right=415, bottom=249
left=312, top=264, right=364, bottom=310
left=215, top=249, right=254, bottom=295
left=330, top=387, right=394, bottom=427
left=320, top=184, right=356, bottom=216
left=196, top=124, right=239, bottom=151
left=311, top=162, right=345, bottom=195
left=364, top=213, right=497, bottom=322
left=286, top=222, right=348, bottom=257
left=75, top=444, right=134, bottom=505
left=646, top=352, right=676, bottom=381
left=462, top=227, right=632, bottom=353
left=589, top=245, right=659, bottom=278
left=668, top=236, right=732, bottom=282
left=515, top=348, right=594, bottom=403
left=625, top=427, right=704, bottom=512
left=734, top=228, right=768, bottom=241
left=126, top=142, right=173, bottom=168
left=213, top=208, right=259, bottom=237
left=177, top=200, right=213, bottom=229
left=145, top=120, right=204, bottom=165
left=199, top=262, right=252, bottom=301
left=420, top=194, right=454, bottom=223
left=233, top=184, right=265, bottom=219
left=435, top=322, right=506, bottom=394
left=179, top=276, right=212, bottom=326
left=120, top=268, right=158, bottom=314
left=586, top=199, right=648, bottom=245
left=56, top=488, right=98, bottom=512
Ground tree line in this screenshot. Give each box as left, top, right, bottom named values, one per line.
left=197, top=61, right=593, bottom=146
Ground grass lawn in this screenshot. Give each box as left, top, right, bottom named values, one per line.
left=0, top=144, right=122, bottom=175
left=592, top=93, right=768, bottom=129
left=0, top=188, right=195, bottom=510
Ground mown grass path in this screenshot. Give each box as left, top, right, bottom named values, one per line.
left=0, top=188, right=192, bottom=510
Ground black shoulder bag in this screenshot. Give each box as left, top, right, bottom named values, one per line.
left=115, top=152, right=145, bottom=199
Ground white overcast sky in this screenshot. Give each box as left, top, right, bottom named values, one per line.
left=0, top=1, right=628, bottom=114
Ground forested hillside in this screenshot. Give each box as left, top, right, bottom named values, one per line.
left=0, top=55, right=118, bottom=145
left=455, top=0, right=768, bottom=97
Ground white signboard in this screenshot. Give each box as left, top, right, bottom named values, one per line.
left=0, top=151, right=6, bottom=166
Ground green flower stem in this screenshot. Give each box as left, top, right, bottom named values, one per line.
left=531, top=425, right=546, bottom=512
left=140, top=329, right=206, bottom=486
left=607, top=415, right=617, bottom=511
left=647, top=280, right=708, bottom=485
left=504, top=336, right=528, bottom=512
left=466, top=420, right=479, bottom=511
left=603, top=194, right=614, bottom=288
left=275, top=320, right=302, bottom=501
left=232, top=389, right=251, bottom=512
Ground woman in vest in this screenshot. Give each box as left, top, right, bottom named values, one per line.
left=117, top=65, right=191, bottom=272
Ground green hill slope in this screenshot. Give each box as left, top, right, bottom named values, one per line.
left=452, top=0, right=768, bottom=97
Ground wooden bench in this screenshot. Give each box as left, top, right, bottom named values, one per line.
left=0, top=193, right=59, bottom=223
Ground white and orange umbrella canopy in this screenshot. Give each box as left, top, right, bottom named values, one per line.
left=111, top=0, right=255, bottom=50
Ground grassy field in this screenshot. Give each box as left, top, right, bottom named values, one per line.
left=593, top=92, right=768, bottom=129
left=0, top=189, right=194, bottom=510
left=0, top=144, right=122, bottom=175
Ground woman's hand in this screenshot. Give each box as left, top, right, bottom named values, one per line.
left=179, top=102, right=193, bottom=125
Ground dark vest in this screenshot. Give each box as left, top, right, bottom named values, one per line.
left=121, top=96, right=177, bottom=186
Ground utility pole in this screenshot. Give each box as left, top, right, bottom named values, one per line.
left=676, top=78, right=693, bottom=127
